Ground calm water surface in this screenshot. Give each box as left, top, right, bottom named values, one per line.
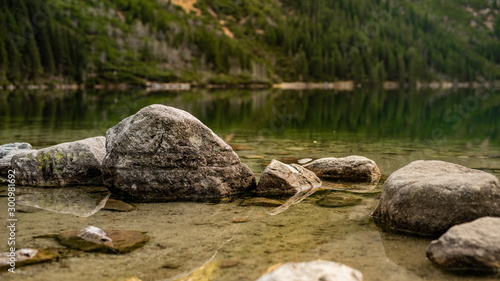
left=0, top=88, right=499, bottom=281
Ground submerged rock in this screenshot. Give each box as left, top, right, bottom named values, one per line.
left=219, top=259, right=239, bottom=268
left=256, top=160, right=321, bottom=196
left=239, top=197, right=284, bottom=207
left=102, top=105, right=256, bottom=201
left=372, top=160, right=500, bottom=236
left=78, top=226, right=112, bottom=245
left=317, top=193, right=363, bottom=208
left=58, top=228, right=149, bottom=254
left=103, top=198, right=136, bottom=212
left=0, top=248, right=59, bottom=270
left=0, top=142, right=33, bottom=175
left=230, top=144, right=256, bottom=151
left=11, top=137, right=106, bottom=186
left=256, top=260, right=363, bottom=281
left=303, top=156, right=381, bottom=182
left=427, top=217, right=500, bottom=271
left=320, top=181, right=379, bottom=192
left=265, top=188, right=318, bottom=215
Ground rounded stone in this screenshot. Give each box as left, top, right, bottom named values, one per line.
left=58, top=229, right=149, bottom=254
left=427, top=217, right=500, bottom=271
left=257, top=160, right=321, bottom=196
left=102, top=105, right=256, bottom=201
left=256, top=260, right=363, bottom=281
left=372, top=160, right=500, bottom=236
left=303, top=156, right=381, bottom=182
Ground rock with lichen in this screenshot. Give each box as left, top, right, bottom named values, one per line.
left=102, top=105, right=256, bottom=201
left=11, top=137, right=106, bottom=186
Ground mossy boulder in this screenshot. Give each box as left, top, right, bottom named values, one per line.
left=12, top=137, right=106, bottom=186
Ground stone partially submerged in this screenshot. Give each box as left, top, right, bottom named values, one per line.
left=0, top=142, right=33, bottom=175
left=11, top=137, right=106, bottom=186
left=303, top=156, right=381, bottom=182
left=257, top=160, right=321, bottom=196
left=372, top=160, right=500, bottom=236
left=256, top=260, right=363, bottom=281
left=0, top=248, right=59, bottom=270
left=427, top=217, right=500, bottom=271
left=317, top=193, right=363, bottom=208
left=102, top=105, right=256, bottom=201
left=58, top=228, right=149, bottom=254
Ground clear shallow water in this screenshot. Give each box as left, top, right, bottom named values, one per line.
left=0, top=88, right=500, bottom=281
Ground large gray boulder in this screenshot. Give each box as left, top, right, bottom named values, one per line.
left=257, top=160, right=321, bottom=196
left=12, top=137, right=106, bottom=186
left=0, top=142, right=33, bottom=175
left=427, top=217, right=500, bottom=271
left=256, top=261, right=363, bottom=281
left=102, top=104, right=256, bottom=201
left=372, top=160, right=500, bottom=236
left=303, top=156, right=381, bottom=182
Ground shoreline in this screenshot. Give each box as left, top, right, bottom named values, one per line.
left=1, top=80, right=500, bottom=91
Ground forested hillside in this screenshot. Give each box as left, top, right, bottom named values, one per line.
left=1, top=0, right=500, bottom=86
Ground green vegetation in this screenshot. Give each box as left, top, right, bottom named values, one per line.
left=1, top=0, right=500, bottom=86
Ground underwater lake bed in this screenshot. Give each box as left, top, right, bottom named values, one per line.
left=1, top=88, right=500, bottom=280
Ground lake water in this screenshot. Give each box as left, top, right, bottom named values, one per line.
left=1, top=88, right=500, bottom=281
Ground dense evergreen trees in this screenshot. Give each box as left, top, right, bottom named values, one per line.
left=0, top=0, right=86, bottom=84
left=0, top=0, right=499, bottom=85
left=271, top=0, right=500, bottom=82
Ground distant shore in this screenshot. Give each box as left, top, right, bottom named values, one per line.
left=274, top=81, right=500, bottom=90
left=1, top=80, right=500, bottom=91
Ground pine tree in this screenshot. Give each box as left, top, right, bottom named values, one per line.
left=35, top=21, right=56, bottom=76
left=397, top=53, right=406, bottom=85
left=0, top=11, right=9, bottom=76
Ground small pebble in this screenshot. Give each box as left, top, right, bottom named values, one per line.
left=297, top=158, right=313, bottom=164
left=220, top=260, right=239, bottom=268
left=233, top=217, right=249, bottom=223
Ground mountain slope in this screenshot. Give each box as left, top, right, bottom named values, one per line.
left=1, top=0, right=499, bottom=86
